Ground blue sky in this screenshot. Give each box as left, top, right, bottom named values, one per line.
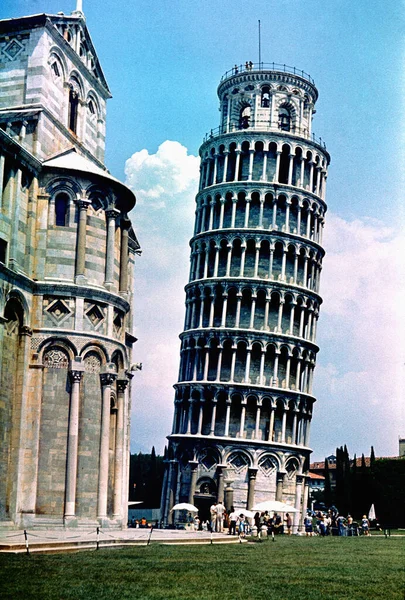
left=3, top=0, right=405, bottom=460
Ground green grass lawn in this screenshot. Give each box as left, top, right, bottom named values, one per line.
left=0, top=537, right=404, bottom=600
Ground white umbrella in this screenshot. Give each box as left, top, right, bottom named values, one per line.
left=171, top=502, right=199, bottom=512
left=237, top=509, right=255, bottom=518
left=368, top=504, right=376, bottom=521
left=252, top=500, right=298, bottom=513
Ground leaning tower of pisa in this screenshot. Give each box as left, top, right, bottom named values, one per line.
left=161, top=63, right=329, bottom=529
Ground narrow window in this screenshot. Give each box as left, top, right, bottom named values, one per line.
left=55, top=193, right=69, bottom=226
left=68, top=88, right=79, bottom=133
left=0, top=238, right=7, bottom=263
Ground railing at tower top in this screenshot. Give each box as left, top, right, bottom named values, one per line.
left=220, top=63, right=315, bottom=85
left=202, top=121, right=327, bottom=149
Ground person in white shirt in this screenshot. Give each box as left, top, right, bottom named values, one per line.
left=228, top=506, right=238, bottom=535
left=209, top=502, right=217, bottom=532
left=215, top=500, right=225, bottom=532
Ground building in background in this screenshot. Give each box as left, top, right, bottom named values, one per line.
left=0, top=7, right=140, bottom=529
left=161, top=62, right=330, bottom=530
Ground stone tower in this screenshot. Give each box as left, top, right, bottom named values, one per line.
left=161, top=63, right=329, bottom=529
left=0, top=8, right=140, bottom=529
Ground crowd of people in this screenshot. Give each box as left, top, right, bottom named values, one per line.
left=203, top=502, right=293, bottom=536
left=303, top=508, right=372, bottom=536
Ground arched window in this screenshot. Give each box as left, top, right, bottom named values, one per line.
left=240, top=106, right=251, bottom=129
left=261, top=86, right=270, bottom=108
left=278, top=107, right=291, bottom=132
left=68, top=83, right=80, bottom=133
left=55, top=192, right=69, bottom=226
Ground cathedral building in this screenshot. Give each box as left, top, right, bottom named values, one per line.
left=0, top=7, right=140, bottom=529
left=161, top=63, right=329, bottom=530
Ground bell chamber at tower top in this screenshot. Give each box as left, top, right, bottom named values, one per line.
left=199, top=64, right=330, bottom=197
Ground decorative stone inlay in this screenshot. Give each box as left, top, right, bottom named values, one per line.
left=113, top=310, right=123, bottom=336
left=43, top=348, right=69, bottom=369
left=45, top=298, right=72, bottom=325
left=3, top=38, right=24, bottom=60
left=85, top=304, right=104, bottom=328
left=84, top=353, right=102, bottom=373
left=258, top=455, right=277, bottom=476
left=31, top=336, right=47, bottom=351
left=200, top=452, right=217, bottom=471
left=227, top=451, right=249, bottom=473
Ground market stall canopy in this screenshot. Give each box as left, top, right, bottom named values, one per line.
left=252, top=500, right=298, bottom=513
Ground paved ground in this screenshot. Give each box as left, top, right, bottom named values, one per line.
left=0, top=527, right=244, bottom=554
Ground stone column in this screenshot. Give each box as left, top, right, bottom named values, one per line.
left=244, top=198, right=251, bottom=228
left=64, top=362, right=85, bottom=519
left=210, top=399, right=217, bottom=435
left=231, top=196, right=237, bottom=227
left=261, top=152, right=268, bottom=181
left=254, top=245, right=260, bottom=277
left=249, top=296, right=256, bottom=329
left=276, top=472, right=285, bottom=502
left=299, top=157, right=305, bottom=188
left=113, top=374, right=129, bottom=519
left=275, top=151, right=281, bottom=182
left=285, top=199, right=291, bottom=233
left=105, top=208, right=120, bottom=287
left=239, top=246, right=246, bottom=277
left=254, top=403, right=261, bottom=439
left=222, top=152, right=229, bottom=183
left=197, top=400, right=204, bottom=433
left=219, top=197, right=225, bottom=228
left=75, top=195, right=91, bottom=282
left=247, top=468, right=258, bottom=509
left=188, top=461, right=199, bottom=504
left=216, top=348, right=223, bottom=381
left=288, top=154, right=294, bottom=185
left=294, top=475, right=303, bottom=533
left=297, top=203, right=302, bottom=234
left=281, top=406, right=287, bottom=443
left=224, top=480, right=234, bottom=511
left=272, top=199, right=277, bottom=228
left=224, top=399, right=231, bottom=436
left=97, top=367, right=117, bottom=519
left=239, top=400, right=246, bottom=438
left=119, top=217, right=131, bottom=292
left=248, top=149, right=254, bottom=180
left=230, top=347, right=237, bottom=382
left=234, top=149, right=241, bottom=181
left=268, top=407, right=275, bottom=441
left=221, top=293, right=228, bottom=327
left=217, top=465, right=226, bottom=502
left=259, top=197, right=264, bottom=227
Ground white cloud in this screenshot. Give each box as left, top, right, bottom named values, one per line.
left=125, top=141, right=405, bottom=459
left=125, top=141, right=199, bottom=454
left=312, top=213, right=405, bottom=459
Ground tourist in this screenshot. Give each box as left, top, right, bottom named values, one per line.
left=229, top=506, right=238, bottom=535
left=238, top=513, right=245, bottom=537
left=254, top=511, right=261, bottom=530
left=304, top=514, right=313, bottom=536
left=216, top=500, right=225, bottom=532
left=210, top=502, right=217, bottom=532
left=140, top=516, right=147, bottom=528
left=284, top=512, right=292, bottom=535
left=361, top=515, right=370, bottom=535
left=273, top=513, right=283, bottom=534
left=337, top=514, right=347, bottom=536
